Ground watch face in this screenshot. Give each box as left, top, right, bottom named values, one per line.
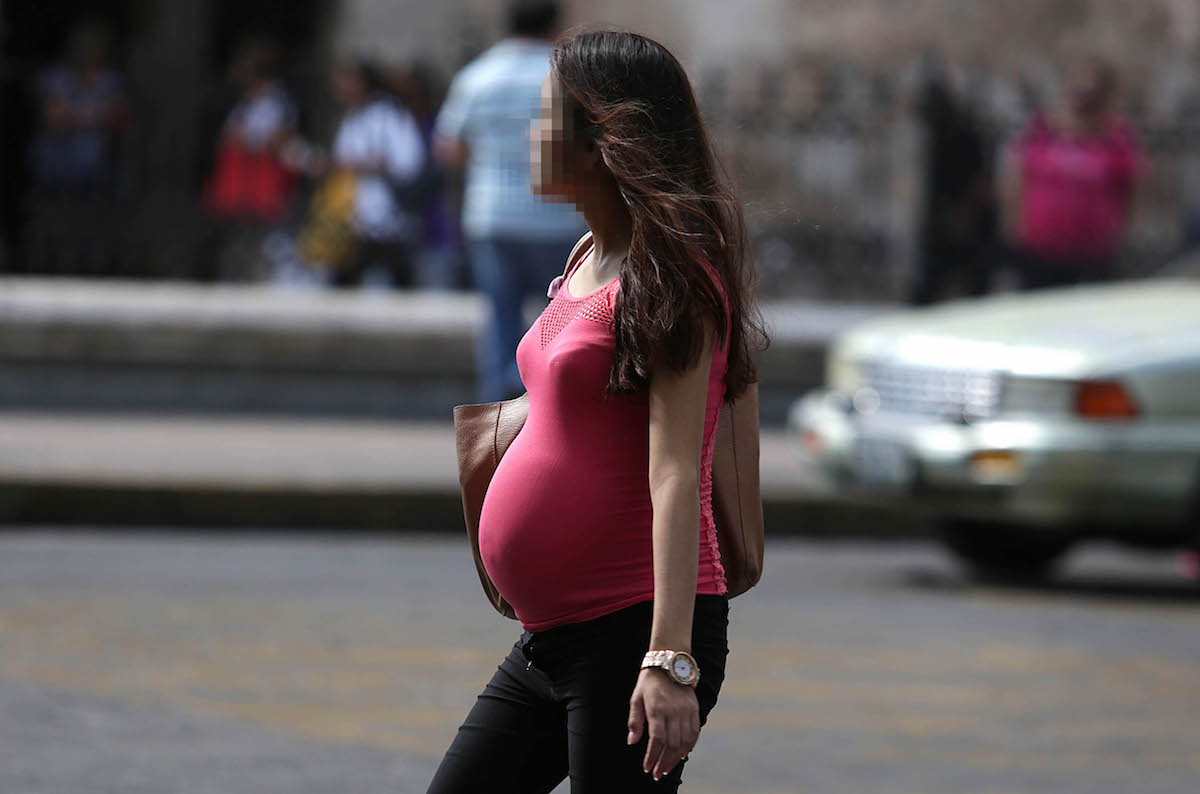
left=670, top=654, right=696, bottom=683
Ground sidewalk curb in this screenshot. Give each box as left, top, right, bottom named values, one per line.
left=0, top=482, right=932, bottom=539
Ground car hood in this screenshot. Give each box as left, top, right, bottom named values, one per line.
left=836, top=279, right=1200, bottom=378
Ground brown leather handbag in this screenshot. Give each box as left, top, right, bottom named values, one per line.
left=452, top=243, right=765, bottom=620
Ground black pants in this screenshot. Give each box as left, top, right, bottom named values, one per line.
left=909, top=234, right=997, bottom=306
left=1010, top=245, right=1116, bottom=291
left=426, top=594, right=730, bottom=793
left=331, top=237, right=414, bottom=288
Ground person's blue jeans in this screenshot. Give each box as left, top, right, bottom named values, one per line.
left=426, top=594, right=730, bottom=793
left=468, top=235, right=580, bottom=403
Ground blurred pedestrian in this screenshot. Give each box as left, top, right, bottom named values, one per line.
left=999, top=53, right=1145, bottom=290
left=25, top=20, right=128, bottom=276
left=909, top=72, right=997, bottom=305
left=202, top=38, right=300, bottom=282
left=427, top=27, right=763, bottom=793
left=384, top=61, right=462, bottom=291
left=303, top=58, right=426, bottom=288
left=433, top=0, right=586, bottom=402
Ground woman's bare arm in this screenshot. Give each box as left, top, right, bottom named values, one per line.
left=646, top=315, right=716, bottom=652
left=630, top=313, right=717, bottom=779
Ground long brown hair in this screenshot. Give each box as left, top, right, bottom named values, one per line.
left=550, top=28, right=769, bottom=402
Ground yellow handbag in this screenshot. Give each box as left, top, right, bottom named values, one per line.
left=298, top=168, right=358, bottom=274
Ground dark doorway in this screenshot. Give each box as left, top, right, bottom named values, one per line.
left=0, top=0, right=329, bottom=279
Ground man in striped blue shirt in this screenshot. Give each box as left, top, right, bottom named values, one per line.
left=434, top=0, right=586, bottom=402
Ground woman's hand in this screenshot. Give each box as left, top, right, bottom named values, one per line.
left=627, top=667, right=700, bottom=780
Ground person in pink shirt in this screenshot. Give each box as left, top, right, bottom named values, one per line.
left=1000, top=53, right=1145, bottom=289
left=427, top=26, right=769, bottom=793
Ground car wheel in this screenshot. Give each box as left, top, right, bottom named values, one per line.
left=937, top=520, right=1075, bottom=583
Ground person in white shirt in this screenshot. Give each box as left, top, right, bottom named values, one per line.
left=433, top=1, right=586, bottom=400
left=329, top=58, right=426, bottom=287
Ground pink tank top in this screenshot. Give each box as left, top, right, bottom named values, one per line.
left=478, top=235, right=731, bottom=632
left=1016, top=114, right=1140, bottom=261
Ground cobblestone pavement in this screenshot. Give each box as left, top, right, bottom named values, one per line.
left=1, top=530, right=1197, bottom=793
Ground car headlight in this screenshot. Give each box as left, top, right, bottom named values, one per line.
left=827, top=352, right=861, bottom=394
left=997, top=377, right=1075, bottom=416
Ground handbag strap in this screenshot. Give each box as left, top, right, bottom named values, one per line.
left=563, top=231, right=594, bottom=281
left=547, top=231, right=594, bottom=301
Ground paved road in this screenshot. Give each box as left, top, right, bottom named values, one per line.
left=1, top=531, right=1197, bottom=793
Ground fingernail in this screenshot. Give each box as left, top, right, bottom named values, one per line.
left=627, top=731, right=635, bottom=745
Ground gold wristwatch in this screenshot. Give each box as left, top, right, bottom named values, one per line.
left=641, top=649, right=700, bottom=687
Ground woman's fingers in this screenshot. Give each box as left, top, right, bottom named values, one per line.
left=643, top=713, right=667, bottom=774
left=654, top=713, right=683, bottom=778
left=651, top=705, right=702, bottom=779
left=627, top=691, right=645, bottom=745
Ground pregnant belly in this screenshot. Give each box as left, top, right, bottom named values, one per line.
left=477, top=437, right=654, bottom=617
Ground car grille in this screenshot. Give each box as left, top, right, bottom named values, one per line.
left=859, top=360, right=1002, bottom=419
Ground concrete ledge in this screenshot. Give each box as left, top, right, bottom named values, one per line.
left=0, top=279, right=475, bottom=375
left=0, top=277, right=891, bottom=426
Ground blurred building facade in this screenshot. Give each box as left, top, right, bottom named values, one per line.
left=336, top=0, right=1200, bottom=299
left=3, top=0, right=1200, bottom=299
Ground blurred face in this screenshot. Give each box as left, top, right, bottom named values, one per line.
left=332, top=64, right=366, bottom=107
left=530, top=72, right=594, bottom=203
left=1067, top=58, right=1112, bottom=115
left=68, top=28, right=109, bottom=72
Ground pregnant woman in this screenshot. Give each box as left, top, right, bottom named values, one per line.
left=427, top=27, right=766, bottom=793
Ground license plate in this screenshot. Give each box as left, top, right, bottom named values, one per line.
left=852, top=437, right=914, bottom=489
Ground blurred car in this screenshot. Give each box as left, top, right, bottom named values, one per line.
left=789, top=258, right=1200, bottom=580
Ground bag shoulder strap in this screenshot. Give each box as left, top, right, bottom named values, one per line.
left=547, top=231, right=594, bottom=300
left=563, top=231, right=594, bottom=279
